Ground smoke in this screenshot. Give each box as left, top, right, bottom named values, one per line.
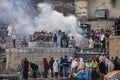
left=35, top=3, right=84, bottom=45
left=0, top=0, right=85, bottom=46
left=0, top=0, right=36, bottom=36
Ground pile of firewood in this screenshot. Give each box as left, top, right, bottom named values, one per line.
left=31, top=31, right=53, bottom=42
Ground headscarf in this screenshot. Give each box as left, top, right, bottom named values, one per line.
left=71, top=58, right=78, bottom=68
left=77, top=57, right=84, bottom=73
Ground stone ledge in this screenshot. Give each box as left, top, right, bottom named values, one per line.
left=109, top=36, right=120, bottom=39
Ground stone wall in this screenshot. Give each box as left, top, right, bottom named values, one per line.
left=6, top=47, right=75, bottom=71
left=53, top=1, right=75, bottom=15
left=75, top=0, right=88, bottom=19
left=81, top=20, right=113, bottom=29
left=88, top=0, right=120, bottom=19
left=109, top=36, right=120, bottom=58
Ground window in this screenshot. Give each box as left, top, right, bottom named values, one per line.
left=96, top=9, right=108, bottom=19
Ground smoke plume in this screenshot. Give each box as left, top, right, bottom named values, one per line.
left=0, top=0, right=85, bottom=46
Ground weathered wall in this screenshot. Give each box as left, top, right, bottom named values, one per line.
left=88, top=0, right=120, bottom=19
left=6, top=47, right=74, bottom=71
left=81, top=20, right=113, bottom=29
left=75, top=0, right=88, bottom=19
left=75, top=0, right=118, bottom=29
left=109, top=36, right=120, bottom=58
left=75, top=0, right=120, bottom=19
left=52, top=1, right=75, bottom=15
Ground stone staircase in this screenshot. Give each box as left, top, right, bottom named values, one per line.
left=0, top=36, right=23, bottom=61
left=75, top=47, right=109, bottom=60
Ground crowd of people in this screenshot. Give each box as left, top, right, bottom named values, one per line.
left=18, top=58, right=38, bottom=80
left=0, top=26, right=113, bottom=51
left=0, top=29, right=76, bottom=49
left=30, top=30, right=76, bottom=48
left=18, top=55, right=120, bottom=80
left=88, top=27, right=112, bottom=53
left=90, top=16, right=120, bottom=52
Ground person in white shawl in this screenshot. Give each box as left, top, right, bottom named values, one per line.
left=53, top=58, right=59, bottom=78
left=105, top=56, right=114, bottom=73
left=88, top=38, right=94, bottom=51
left=106, top=59, right=114, bottom=73
left=70, top=58, right=78, bottom=77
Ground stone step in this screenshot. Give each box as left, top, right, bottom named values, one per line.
left=75, top=52, right=109, bottom=60
left=0, top=73, right=70, bottom=80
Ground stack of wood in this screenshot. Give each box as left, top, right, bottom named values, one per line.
left=31, top=30, right=53, bottom=42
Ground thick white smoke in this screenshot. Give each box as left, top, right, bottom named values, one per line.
left=0, top=0, right=85, bottom=46
left=0, top=0, right=36, bottom=36
left=35, top=3, right=84, bottom=46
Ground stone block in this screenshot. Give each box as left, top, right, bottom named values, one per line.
left=109, top=36, right=120, bottom=58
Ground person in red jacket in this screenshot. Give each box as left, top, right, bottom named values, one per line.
left=43, top=58, right=49, bottom=78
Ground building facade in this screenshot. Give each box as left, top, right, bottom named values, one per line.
left=88, top=0, right=120, bottom=20
left=75, top=0, right=120, bottom=29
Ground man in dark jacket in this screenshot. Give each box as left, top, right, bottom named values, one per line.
left=59, top=57, right=64, bottom=77
left=62, top=55, right=69, bottom=77
left=53, top=34, right=58, bottom=46
left=99, top=59, right=106, bottom=80
left=30, top=62, right=39, bottom=80
left=49, top=57, right=54, bottom=77
left=23, top=58, right=29, bottom=80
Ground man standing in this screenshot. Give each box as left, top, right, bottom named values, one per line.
left=88, top=38, right=94, bottom=52
left=53, top=34, right=58, bottom=47
left=62, top=55, right=69, bottom=78
left=49, top=57, right=54, bottom=77
left=99, top=58, right=106, bottom=80
left=85, top=60, right=92, bottom=80
left=23, top=58, right=29, bottom=80
left=71, top=36, right=76, bottom=48
left=12, top=34, right=16, bottom=48
left=59, top=57, right=63, bottom=77
left=1, top=37, right=6, bottom=50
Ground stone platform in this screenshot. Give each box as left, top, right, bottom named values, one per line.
left=28, top=41, right=57, bottom=47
